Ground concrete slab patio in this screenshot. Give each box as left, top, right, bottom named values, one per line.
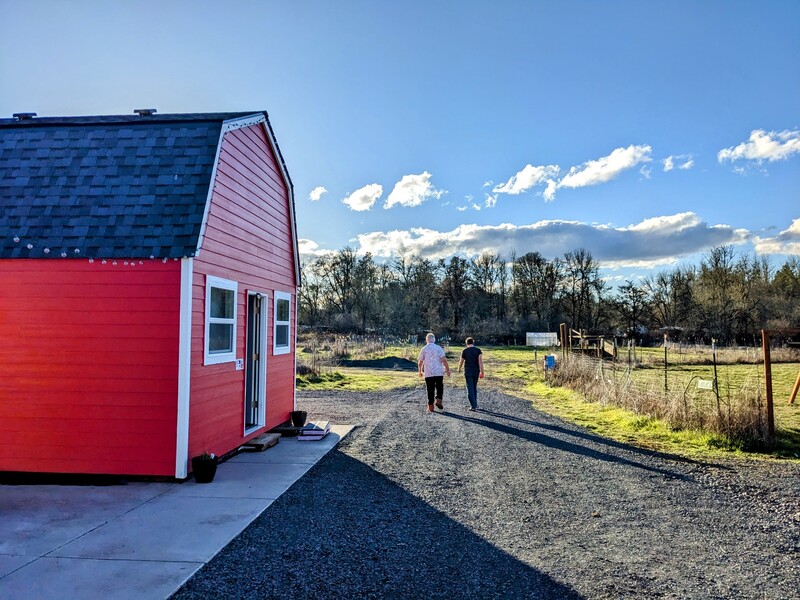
left=0, top=425, right=353, bottom=600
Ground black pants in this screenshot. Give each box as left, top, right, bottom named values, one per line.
left=425, top=376, right=444, bottom=404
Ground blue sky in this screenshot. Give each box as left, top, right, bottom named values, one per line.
left=2, top=0, right=798, bottom=282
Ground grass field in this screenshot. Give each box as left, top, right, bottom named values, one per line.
left=583, top=357, right=800, bottom=429
left=296, top=338, right=800, bottom=461
left=489, top=346, right=800, bottom=460
left=296, top=367, right=419, bottom=392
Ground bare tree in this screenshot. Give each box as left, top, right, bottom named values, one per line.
left=512, top=251, right=562, bottom=330
left=645, top=265, right=696, bottom=333
left=613, top=280, right=650, bottom=341
left=438, top=256, right=470, bottom=332
left=561, top=248, right=603, bottom=331
left=297, top=259, right=324, bottom=325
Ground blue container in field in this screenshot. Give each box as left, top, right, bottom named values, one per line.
left=544, top=355, right=557, bottom=371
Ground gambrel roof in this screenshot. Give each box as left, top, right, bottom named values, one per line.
left=0, top=112, right=297, bottom=271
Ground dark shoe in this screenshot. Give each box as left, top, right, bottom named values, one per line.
left=435, top=400, right=444, bottom=410
left=468, top=407, right=476, bottom=412
left=427, top=404, right=435, bottom=413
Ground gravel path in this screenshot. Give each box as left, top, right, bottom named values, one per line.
left=173, top=385, right=800, bottom=599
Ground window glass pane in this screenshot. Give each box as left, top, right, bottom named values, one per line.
left=210, top=287, right=234, bottom=319
left=276, top=324, right=289, bottom=348
left=209, top=323, right=233, bottom=353
left=277, top=298, right=290, bottom=322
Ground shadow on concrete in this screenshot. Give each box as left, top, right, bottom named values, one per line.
left=172, top=450, right=583, bottom=600
left=441, top=410, right=689, bottom=480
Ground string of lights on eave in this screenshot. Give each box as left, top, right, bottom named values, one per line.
left=9, top=234, right=191, bottom=265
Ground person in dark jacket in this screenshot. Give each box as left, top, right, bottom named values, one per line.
left=457, top=337, right=484, bottom=411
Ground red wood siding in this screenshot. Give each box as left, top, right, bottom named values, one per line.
left=0, top=259, right=181, bottom=476
left=188, top=122, right=297, bottom=461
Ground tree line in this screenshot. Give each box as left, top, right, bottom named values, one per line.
left=298, top=245, right=800, bottom=345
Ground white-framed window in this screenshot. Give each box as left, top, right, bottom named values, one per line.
left=273, top=291, right=292, bottom=355
left=204, top=275, right=238, bottom=365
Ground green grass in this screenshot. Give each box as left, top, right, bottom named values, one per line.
left=297, top=368, right=418, bottom=392
left=499, top=377, right=756, bottom=459
left=487, top=345, right=800, bottom=461
left=596, top=357, right=800, bottom=444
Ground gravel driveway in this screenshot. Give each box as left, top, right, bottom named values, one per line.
left=173, top=385, right=800, bottom=599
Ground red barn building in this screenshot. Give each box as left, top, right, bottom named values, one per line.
left=0, top=111, right=300, bottom=478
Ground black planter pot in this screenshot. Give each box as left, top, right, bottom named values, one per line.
left=290, top=410, right=308, bottom=427
left=191, top=455, right=218, bottom=483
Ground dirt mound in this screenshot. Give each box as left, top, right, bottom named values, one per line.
left=339, top=356, right=417, bottom=370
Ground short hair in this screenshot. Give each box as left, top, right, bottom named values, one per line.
left=465, top=337, right=474, bottom=345
left=426, top=333, right=436, bottom=343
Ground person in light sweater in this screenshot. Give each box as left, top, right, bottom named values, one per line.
left=417, top=332, right=451, bottom=412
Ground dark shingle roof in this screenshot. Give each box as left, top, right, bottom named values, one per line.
left=0, top=112, right=261, bottom=259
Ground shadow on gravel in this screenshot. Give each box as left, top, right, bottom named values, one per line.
left=478, top=408, right=720, bottom=470
left=441, top=411, right=689, bottom=480
left=172, top=450, right=583, bottom=600
left=339, top=357, right=418, bottom=370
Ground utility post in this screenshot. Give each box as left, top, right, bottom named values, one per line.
left=712, top=338, right=721, bottom=417
left=663, top=333, right=668, bottom=394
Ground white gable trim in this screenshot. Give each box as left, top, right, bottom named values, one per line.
left=194, top=113, right=264, bottom=258
left=175, top=257, right=193, bottom=479
left=259, top=117, right=301, bottom=288
left=194, top=130, right=227, bottom=259
left=194, top=112, right=301, bottom=288
left=222, top=113, right=265, bottom=133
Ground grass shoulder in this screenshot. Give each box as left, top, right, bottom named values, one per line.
left=297, top=367, right=418, bottom=392
left=489, top=346, right=800, bottom=462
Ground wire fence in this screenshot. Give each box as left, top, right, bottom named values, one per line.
left=549, top=350, right=772, bottom=448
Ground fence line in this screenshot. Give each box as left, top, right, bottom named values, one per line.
left=551, top=351, right=770, bottom=447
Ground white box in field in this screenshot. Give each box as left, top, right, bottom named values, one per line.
left=526, top=332, right=558, bottom=347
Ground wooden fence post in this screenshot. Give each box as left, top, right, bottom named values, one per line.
left=762, top=330, right=775, bottom=442
left=789, top=370, right=800, bottom=405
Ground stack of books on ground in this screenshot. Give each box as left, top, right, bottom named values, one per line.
left=297, top=421, right=331, bottom=441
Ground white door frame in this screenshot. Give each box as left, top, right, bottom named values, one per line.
left=244, top=290, right=268, bottom=434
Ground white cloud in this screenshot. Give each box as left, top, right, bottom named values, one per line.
left=355, top=212, right=748, bottom=268
left=752, top=218, right=800, bottom=255
left=298, top=238, right=334, bottom=260
left=603, top=274, right=631, bottom=283
left=495, top=145, right=652, bottom=202
left=492, top=164, right=560, bottom=195
left=484, top=193, right=498, bottom=208
left=384, top=171, right=445, bottom=209
left=543, top=179, right=558, bottom=202
left=664, top=154, right=694, bottom=172
left=308, top=186, right=327, bottom=201
left=718, top=129, right=800, bottom=164
left=482, top=180, right=494, bottom=188
left=456, top=206, right=468, bottom=212
left=640, top=165, right=652, bottom=179
left=558, top=144, right=652, bottom=191
left=342, top=184, right=383, bottom=211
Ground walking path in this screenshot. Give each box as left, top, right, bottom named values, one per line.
left=0, top=426, right=352, bottom=600
left=174, top=387, right=800, bottom=599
